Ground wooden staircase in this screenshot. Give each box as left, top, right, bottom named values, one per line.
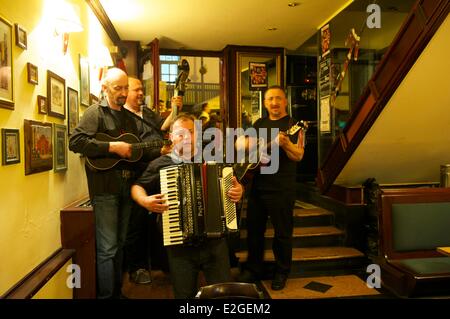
left=235, top=200, right=367, bottom=278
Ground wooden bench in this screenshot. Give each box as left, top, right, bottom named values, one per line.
left=377, top=188, right=450, bottom=297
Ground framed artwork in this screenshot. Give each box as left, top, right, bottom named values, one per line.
left=47, top=70, right=66, bottom=119
left=90, top=93, right=99, bottom=105
left=67, top=87, right=79, bottom=135
left=321, top=24, right=331, bottom=58
left=53, top=123, right=67, bottom=172
left=24, top=119, right=53, bottom=175
left=37, top=95, right=47, bottom=114
left=79, top=55, right=90, bottom=106
left=14, top=23, right=27, bottom=49
left=0, top=15, right=14, bottom=110
left=249, top=62, right=268, bottom=90
left=27, top=62, right=38, bottom=85
left=1, top=128, right=20, bottom=165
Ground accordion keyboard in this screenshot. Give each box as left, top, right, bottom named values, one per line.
left=160, top=166, right=184, bottom=246
left=221, top=166, right=237, bottom=231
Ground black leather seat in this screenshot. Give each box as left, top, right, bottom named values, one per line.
left=196, top=282, right=264, bottom=299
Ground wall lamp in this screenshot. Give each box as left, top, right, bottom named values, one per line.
left=54, top=3, right=83, bottom=55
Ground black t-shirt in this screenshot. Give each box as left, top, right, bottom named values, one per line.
left=134, top=154, right=175, bottom=195
left=252, top=115, right=298, bottom=192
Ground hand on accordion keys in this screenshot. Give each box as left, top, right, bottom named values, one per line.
left=142, top=193, right=168, bottom=213
left=226, top=176, right=244, bottom=203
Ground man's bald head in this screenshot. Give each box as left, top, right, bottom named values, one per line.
left=101, top=67, right=129, bottom=109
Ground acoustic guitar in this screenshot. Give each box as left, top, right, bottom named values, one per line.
left=233, top=120, right=308, bottom=185
left=86, top=132, right=171, bottom=171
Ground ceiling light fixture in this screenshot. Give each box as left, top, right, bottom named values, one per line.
left=288, top=2, right=301, bottom=7
left=267, top=27, right=278, bottom=31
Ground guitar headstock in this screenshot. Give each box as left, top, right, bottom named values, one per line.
left=287, top=120, right=308, bottom=135
left=174, top=59, right=190, bottom=96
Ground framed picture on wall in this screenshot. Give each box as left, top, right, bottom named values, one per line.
left=0, top=15, right=14, bottom=110
left=249, top=62, right=268, bottom=90
left=1, top=128, right=20, bottom=165
left=53, top=123, right=67, bottom=172
left=67, top=87, right=79, bottom=135
left=24, top=119, right=53, bottom=175
left=37, top=95, right=47, bottom=114
left=79, top=55, right=90, bottom=107
left=14, top=23, right=27, bottom=49
left=90, top=93, right=99, bottom=105
left=47, top=70, right=66, bottom=119
left=27, top=62, right=38, bottom=85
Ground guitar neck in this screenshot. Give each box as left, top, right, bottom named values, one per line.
left=133, top=140, right=164, bottom=150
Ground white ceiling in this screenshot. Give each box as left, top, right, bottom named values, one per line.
left=98, top=0, right=353, bottom=51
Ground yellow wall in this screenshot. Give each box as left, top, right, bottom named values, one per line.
left=32, top=259, right=73, bottom=299
left=0, top=0, right=113, bottom=296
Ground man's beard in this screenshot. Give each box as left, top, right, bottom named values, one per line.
left=116, top=96, right=127, bottom=106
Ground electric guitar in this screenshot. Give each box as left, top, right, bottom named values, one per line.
left=173, top=59, right=190, bottom=116
left=86, top=132, right=171, bottom=171
left=233, top=120, right=308, bottom=184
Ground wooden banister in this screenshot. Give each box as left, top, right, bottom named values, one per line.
left=1, top=248, right=75, bottom=299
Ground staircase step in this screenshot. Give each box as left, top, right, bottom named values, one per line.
left=239, top=226, right=344, bottom=248
left=240, top=207, right=335, bottom=228
left=236, top=246, right=364, bottom=262
left=236, top=246, right=367, bottom=276
left=293, top=208, right=334, bottom=227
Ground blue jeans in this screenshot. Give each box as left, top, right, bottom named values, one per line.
left=92, top=181, right=132, bottom=299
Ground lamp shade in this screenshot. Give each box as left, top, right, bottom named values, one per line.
left=54, top=3, right=83, bottom=34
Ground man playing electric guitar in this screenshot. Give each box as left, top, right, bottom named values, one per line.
left=237, top=85, right=305, bottom=291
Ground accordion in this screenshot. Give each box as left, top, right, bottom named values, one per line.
left=160, top=162, right=238, bottom=246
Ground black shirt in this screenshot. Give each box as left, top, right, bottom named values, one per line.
left=252, top=115, right=298, bottom=192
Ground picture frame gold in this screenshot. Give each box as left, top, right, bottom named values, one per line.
left=27, top=62, right=38, bottom=85
left=53, top=123, right=67, bottom=172
left=37, top=95, right=47, bottom=114
left=24, top=119, right=53, bottom=175
left=0, top=15, right=14, bottom=110
left=47, top=70, right=66, bottom=119
left=67, top=87, right=79, bottom=135
left=14, top=23, right=27, bottom=50
left=79, top=55, right=90, bottom=107
left=1, top=128, right=20, bottom=165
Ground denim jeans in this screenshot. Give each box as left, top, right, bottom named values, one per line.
left=123, top=202, right=150, bottom=273
left=92, top=179, right=133, bottom=299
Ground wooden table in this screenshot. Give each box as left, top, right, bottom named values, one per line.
left=437, top=247, right=450, bottom=256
